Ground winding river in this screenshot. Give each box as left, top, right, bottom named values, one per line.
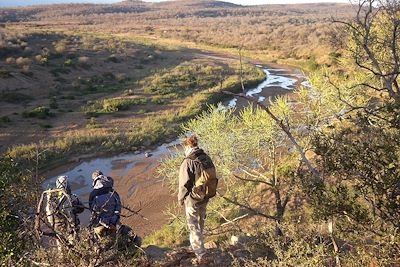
left=42, top=61, right=308, bottom=237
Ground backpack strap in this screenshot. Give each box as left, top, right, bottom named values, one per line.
left=186, top=149, right=214, bottom=169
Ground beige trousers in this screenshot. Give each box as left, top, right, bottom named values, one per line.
left=185, top=203, right=207, bottom=257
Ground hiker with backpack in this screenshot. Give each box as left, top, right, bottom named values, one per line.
left=89, top=170, right=142, bottom=252
left=45, top=175, right=84, bottom=251
left=89, top=170, right=122, bottom=238
left=178, top=135, right=218, bottom=265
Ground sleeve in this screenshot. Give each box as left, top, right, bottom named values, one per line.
left=89, top=190, right=95, bottom=210
left=72, top=195, right=85, bottom=214
left=114, top=192, right=122, bottom=214
left=178, top=159, right=195, bottom=205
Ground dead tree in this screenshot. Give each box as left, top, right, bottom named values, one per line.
left=335, top=0, right=400, bottom=100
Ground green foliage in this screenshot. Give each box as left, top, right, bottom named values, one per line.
left=54, top=40, right=67, bottom=54
left=64, top=58, right=73, bottom=66
left=38, top=123, right=52, bottom=129
left=143, top=204, right=188, bottom=248
left=0, top=157, right=34, bottom=265
left=0, top=92, right=33, bottom=104
left=85, top=117, right=101, bottom=129
left=0, top=69, right=11, bottom=78
left=22, top=106, right=51, bottom=119
left=0, top=116, right=11, bottom=125
left=83, top=97, right=148, bottom=114
left=49, top=97, right=58, bottom=109
left=142, top=62, right=225, bottom=96
left=312, top=118, right=400, bottom=229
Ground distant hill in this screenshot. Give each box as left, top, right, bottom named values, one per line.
left=152, top=0, right=241, bottom=9
left=0, top=1, right=353, bottom=64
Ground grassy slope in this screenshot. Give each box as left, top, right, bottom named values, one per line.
left=2, top=29, right=266, bottom=169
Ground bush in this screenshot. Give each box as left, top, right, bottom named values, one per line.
left=64, top=59, right=73, bottom=66
left=49, top=97, right=58, bottom=109
left=0, top=69, right=11, bottom=78
left=142, top=62, right=225, bottom=96
left=0, top=92, right=33, bottom=103
left=22, top=106, right=51, bottom=119
left=106, top=54, right=119, bottom=63
left=77, top=56, right=89, bottom=66
left=54, top=41, right=67, bottom=54
left=15, top=57, right=31, bottom=66
left=115, top=73, right=127, bottom=83
left=83, top=97, right=148, bottom=113
left=38, top=123, right=52, bottom=129
left=34, top=54, right=48, bottom=65
left=5, top=57, right=15, bottom=64
left=86, top=117, right=101, bottom=129
left=0, top=116, right=11, bottom=126
left=0, top=157, right=35, bottom=265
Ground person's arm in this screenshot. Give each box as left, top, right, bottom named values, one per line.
left=88, top=190, right=95, bottom=210
left=178, top=159, right=195, bottom=205
left=114, top=192, right=122, bottom=214
left=72, top=195, right=85, bottom=214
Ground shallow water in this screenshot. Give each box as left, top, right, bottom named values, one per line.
left=43, top=139, right=181, bottom=224
left=226, top=66, right=301, bottom=109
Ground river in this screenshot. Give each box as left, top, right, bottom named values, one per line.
left=41, top=62, right=307, bottom=237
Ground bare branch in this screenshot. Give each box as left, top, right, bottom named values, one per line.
left=219, top=193, right=277, bottom=221
left=232, top=174, right=273, bottom=186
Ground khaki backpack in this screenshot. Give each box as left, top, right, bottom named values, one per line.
left=187, top=150, right=218, bottom=200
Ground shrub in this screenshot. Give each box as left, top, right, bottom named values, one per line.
left=15, top=57, right=31, bottom=66
left=86, top=117, right=101, bottom=129
left=77, top=56, right=89, bottom=66
left=142, top=62, right=226, bottom=96
left=84, top=97, right=148, bottom=113
left=106, top=54, right=119, bottom=63
left=54, top=41, right=67, bottom=54
left=115, top=73, right=127, bottom=83
left=102, top=72, right=115, bottom=80
left=0, top=158, right=32, bottom=265
left=5, top=57, right=15, bottom=64
left=34, top=54, right=48, bottom=65
left=0, top=116, right=11, bottom=126
left=38, top=123, right=52, bottom=129
left=49, top=97, right=58, bottom=109
left=0, top=69, right=11, bottom=78
left=22, top=106, right=51, bottom=119
left=0, top=92, right=33, bottom=103
left=64, top=59, right=73, bottom=66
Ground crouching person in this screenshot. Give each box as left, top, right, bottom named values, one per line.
left=178, top=136, right=218, bottom=265
left=89, top=170, right=141, bottom=252
left=89, top=170, right=121, bottom=240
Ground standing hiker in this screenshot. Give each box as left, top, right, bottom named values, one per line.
left=178, top=135, right=218, bottom=265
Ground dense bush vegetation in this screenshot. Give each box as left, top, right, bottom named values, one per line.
left=142, top=62, right=224, bottom=96
left=152, top=1, right=400, bottom=265
left=83, top=97, right=148, bottom=114
left=22, top=106, right=51, bottom=119
left=0, top=157, right=35, bottom=264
